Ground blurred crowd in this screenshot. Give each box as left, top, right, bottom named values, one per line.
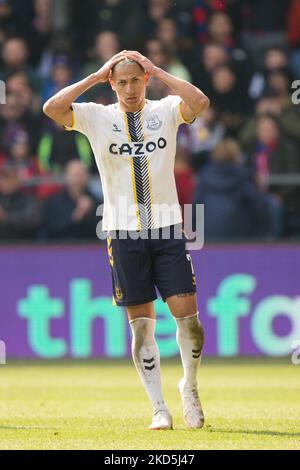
left=0, top=0, right=300, bottom=241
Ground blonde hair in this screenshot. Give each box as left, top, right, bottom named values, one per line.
left=111, top=58, right=145, bottom=76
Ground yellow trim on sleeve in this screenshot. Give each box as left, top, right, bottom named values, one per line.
left=178, top=101, right=194, bottom=125
left=64, top=109, right=76, bottom=131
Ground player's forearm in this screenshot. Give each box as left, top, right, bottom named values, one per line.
left=43, top=73, right=99, bottom=116
left=153, top=67, right=209, bottom=113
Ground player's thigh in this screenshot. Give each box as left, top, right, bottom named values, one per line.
left=125, top=301, right=156, bottom=321
left=107, top=232, right=156, bottom=307
left=166, top=292, right=198, bottom=319
left=152, top=228, right=197, bottom=307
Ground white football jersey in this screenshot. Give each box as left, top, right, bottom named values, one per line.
left=66, top=95, right=191, bottom=230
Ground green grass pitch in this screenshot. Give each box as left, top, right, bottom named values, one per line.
left=0, top=358, right=299, bottom=450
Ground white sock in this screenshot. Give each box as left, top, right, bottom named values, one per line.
left=175, top=312, right=204, bottom=387
left=129, top=317, right=168, bottom=414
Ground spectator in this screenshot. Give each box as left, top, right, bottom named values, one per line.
left=207, top=12, right=235, bottom=49
left=144, top=0, right=174, bottom=38
left=82, top=31, right=120, bottom=104
left=42, top=160, right=101, bottom=239
left=38, top=119, right=93, bottom=174
left=175, top=157, right=196, bottom=208
left=240, top=96, right=300, bottom=155
left=38, top=32, right=76, bottom=81
left=243, top=114, right=300, bottom=236
left=42, top=55, right=75, bottom=103
left=156, top=16, right=178, bottom=52
left=193, top=0, right=229, bottom=44
left=244, top=114, right=300, bottom=186
left=170, top=103, right=225, bottom=172
left=28, top=0, right=53, bottom=65
left=287, top=0, right=300, bottom=76
left=0, top=164, right=41, bottom=239
left=175, top=125, right=196, bottom=207
left=248, top=47, right=292, bottom=104
left=188, top=106, right=225, bottom=171
left=4, top=128, right=61, bottom=200
left=71, top=0, right=144, bottom=54
left=6, top=70, right=41, bottom=115
left=145, top=37, right=169, bottom=69
left=207, top=11, right=250, bottom=77
left=0, top=91, right=41, bottom=155
left=239, top=94, right=300, bottom=228
left=144, top=38, right=170, bottom=99
left=190, top=43, right=229, bottom=96
left=145, top=0, right=195, bottom=51
left=156, top=17, right=192, bottom=81
left=210, top=64, right=248, bottom=136
left=0, top=35, right=41, bottom=91
left=83, top=31, right=120, bottom=77
left=193, top=138, right=272, bottom=240
left=266, top=69, right=292, bottom=99
left=0, top=0, right=18, bottom=38
left=237, top=0, right=290, bottom=67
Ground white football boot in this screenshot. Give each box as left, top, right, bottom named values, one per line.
left=149, top=409, right=173, bottom=430
left=178, top=378, right=204, bottom=429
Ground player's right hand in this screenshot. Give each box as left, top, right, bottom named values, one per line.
left=94, top=51, right=128, bottom=83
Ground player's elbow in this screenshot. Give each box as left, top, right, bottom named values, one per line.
left=203, top=95, right=210, bottom=111
left=43, top=99, right=56, bottom=119
left=195, top=94, right=210, bottom=114
left=43, top=99, right=68, bottom=125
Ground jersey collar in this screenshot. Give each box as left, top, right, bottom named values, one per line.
left=116, top=99, right=148, bottom=114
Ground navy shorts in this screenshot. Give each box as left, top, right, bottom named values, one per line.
left=106, top=224, right=197, bottom=306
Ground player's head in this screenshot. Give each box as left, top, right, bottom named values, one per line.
left=109, top=58, right=150, bottom=111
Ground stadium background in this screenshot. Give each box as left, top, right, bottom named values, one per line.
left=0, top=0, right=299, bottom=451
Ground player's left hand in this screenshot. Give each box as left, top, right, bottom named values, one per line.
left=123, top=51, right=157, bottom=76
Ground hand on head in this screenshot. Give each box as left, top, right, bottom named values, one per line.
left=121, top=51, right=156, bottom=76
left=95, top=50, right=128, bottom=82
left=95, top=50, right=155, bottom=84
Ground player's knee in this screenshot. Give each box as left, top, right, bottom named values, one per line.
left=189, top=316, right=204, bottom=349
left=197, top=320, right=205, bottom=350
left=129, top=317, right=156, bottom=350
left=176, top=313, right=205, bottom=350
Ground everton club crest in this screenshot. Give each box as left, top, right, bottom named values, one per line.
left=146, top=115, right=163, bottom=131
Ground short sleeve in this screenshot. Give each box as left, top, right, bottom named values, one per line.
left=64, top=102, right=100, bottom=136
left=160, top=94, right=195, bottom=128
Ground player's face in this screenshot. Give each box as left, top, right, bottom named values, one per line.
left=110, top=64, right=148, bottom=112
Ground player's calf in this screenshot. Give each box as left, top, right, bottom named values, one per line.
left=129, top=317, right=172, bottom=429
left=175, top=312, right=205, bottom=428
left=175, top=312, right=204, bottom=385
